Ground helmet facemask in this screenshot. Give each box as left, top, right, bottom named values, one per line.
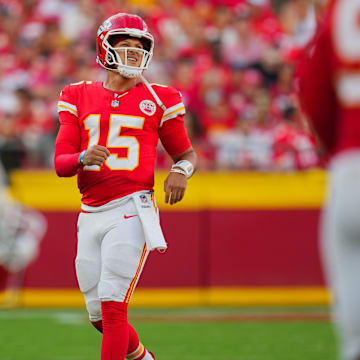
left=100, top=30, right=153, bottom=78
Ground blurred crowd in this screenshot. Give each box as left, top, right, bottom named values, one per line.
left=0, top=0, right=328, bottom=174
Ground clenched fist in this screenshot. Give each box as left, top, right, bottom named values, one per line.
left=81, top=145, right=110, bottom=167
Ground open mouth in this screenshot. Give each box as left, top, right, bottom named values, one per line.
left=128, top=57, right=138, bottom=64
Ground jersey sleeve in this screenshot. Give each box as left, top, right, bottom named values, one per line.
left=297, top=21, right=337, bottom=152
left=57, top=85, right=78, bottom=120
left=153, top=85, right=186, bottom=128
left=54, top=86, right=81, bottom=177
left=154, top=85, right=191, bottom=156
left=159, top=114, right=192, bottom=156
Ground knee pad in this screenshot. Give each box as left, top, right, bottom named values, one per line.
left=98, top=243, right=147, bottom=301
left=106, top=243, right=143, bottom=278
left=86, top=298, right=102, bottom=322
left=82, top=284, right=102, bottom=321
left=75, top=257, right=101, bottom=293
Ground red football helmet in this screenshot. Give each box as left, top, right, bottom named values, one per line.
left=96, top=13, right=154, bottom=78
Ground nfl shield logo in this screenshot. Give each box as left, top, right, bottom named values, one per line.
left=140, top=195, right=148, bottom=203
left=111, top=100, right=119, bottom=108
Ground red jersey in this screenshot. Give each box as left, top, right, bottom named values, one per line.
left=54, top=81, right=191, bottom=206
left=298, top=0, right=360, bottom=156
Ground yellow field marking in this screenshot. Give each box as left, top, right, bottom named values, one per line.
left=0, top=287, right=331, bottom=308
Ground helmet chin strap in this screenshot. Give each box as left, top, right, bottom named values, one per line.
left=140, top=75, right=167, bottom=111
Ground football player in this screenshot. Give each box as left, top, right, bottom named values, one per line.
left=298, top=1, right=360, bottom=359
left=0, top=163, right=46, bottom=306
left=54, top=13, right=197, bottom=360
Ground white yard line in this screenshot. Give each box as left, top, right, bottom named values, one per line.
left=0, top=310, right=86, bottom=324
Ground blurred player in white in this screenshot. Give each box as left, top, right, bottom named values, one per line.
left=54, top=12, right=197, bottom=360
left=299, top=1, right=360, bottom=359
left=0, top=162, right=46, bottom=304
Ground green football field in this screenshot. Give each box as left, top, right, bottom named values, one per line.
left=0, top=307, right=337, bottom=360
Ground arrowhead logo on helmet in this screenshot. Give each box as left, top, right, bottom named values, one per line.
left=97, top=20, right=113, bottom=36
left=96, top=13, right=154, bottom=79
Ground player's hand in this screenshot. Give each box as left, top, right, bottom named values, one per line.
left=82, top=145, right=110, bottom=167
left=164, top=172, right=187, bottom=205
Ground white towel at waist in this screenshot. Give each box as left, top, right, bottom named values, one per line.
left=132, top=191, right=167, bottom=251
left=81, top=191, right=167, bottom=252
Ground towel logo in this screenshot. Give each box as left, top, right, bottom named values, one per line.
left=140, top=195, right=148, bottom=203
left=139, top=194, right=151, bottom=208
left=139, top=100, right=156, bottom=116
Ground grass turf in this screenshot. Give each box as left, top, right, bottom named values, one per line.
left=0, top=308, right=337, bottom=360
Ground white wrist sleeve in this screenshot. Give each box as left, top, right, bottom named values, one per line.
left=171, top=160, right=194, bottom=179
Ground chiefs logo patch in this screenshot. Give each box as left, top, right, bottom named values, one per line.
left=139, top=100, right=156, bottom=116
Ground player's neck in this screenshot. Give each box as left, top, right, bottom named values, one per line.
left=104, top=71, right=139, bottom=93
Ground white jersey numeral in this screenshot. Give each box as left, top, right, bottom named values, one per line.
left=333, top=0, right=360, bottom=105
left=334, top=0, right=360, bottom=61
left=84, top=114, right=101, bottom=171
left=106, top=114, right=144, bottom=170
left=83, top=114, right=145, bottom=171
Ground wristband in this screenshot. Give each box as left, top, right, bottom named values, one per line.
left=171, top=160, right=194, bottom=179
left=170, top=168, right=187, bottom=177
left=79, top=150, right=86, bottom=166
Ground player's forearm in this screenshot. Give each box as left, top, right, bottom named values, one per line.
left=54, top=119, right=82, bottom=177
left=173, top=149, right=197, bottom=169
left=54, top=152, right=81, bottom=177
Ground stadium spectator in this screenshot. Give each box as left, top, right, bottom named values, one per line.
left=0, top=112, right=25, bottom=175
left=221, top=6, right=267, bottom=68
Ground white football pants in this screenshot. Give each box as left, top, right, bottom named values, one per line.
left=76, top=198, right=149, bottom=321
left=321, top=151, right=360, bottom=360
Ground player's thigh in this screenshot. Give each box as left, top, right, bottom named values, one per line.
left=75, top=212, right=102, bottom=294
left=321, top=161, right=360, bottom=284
left=98, top=205, right=148, bottom=302
left=331, top=158, right=360, bottom=238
